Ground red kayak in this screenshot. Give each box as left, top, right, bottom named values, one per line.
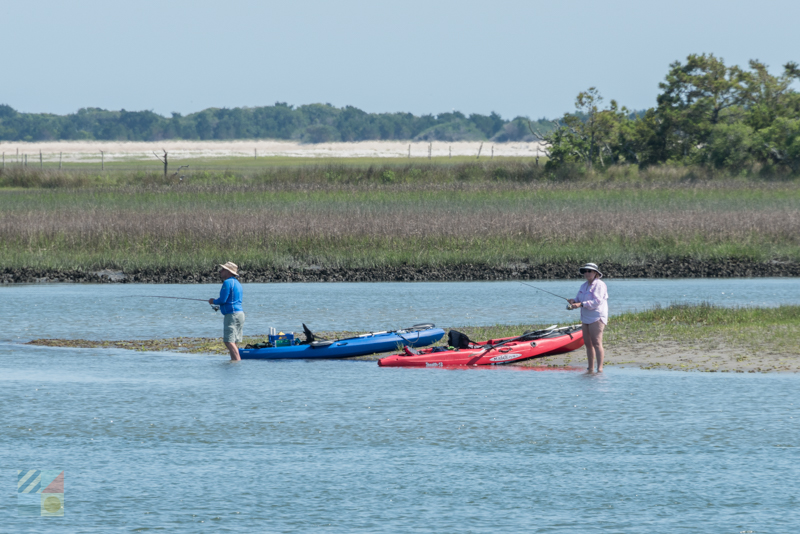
left=377, top=325, right=584, bottom=368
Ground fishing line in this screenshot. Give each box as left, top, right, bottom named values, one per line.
left=517, top=281, right=576, bottom=310
left=135, top=296, right=220, bottom=311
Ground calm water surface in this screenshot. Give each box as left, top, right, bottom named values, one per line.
left=3, top=278, right=799, bottom=341
left=2, top=279, right=799, bottom=532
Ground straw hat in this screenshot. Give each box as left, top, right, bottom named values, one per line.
left=579, top=262, right=603, bottom=278
left=218, top=262, right=239, bottom=277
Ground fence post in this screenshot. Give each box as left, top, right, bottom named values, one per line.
left=59, top=152, right=63, bottom=170
left=428, top=142, right=432, bottom=160
left=40, top=150, right=43, bottom=168
left=408, top=144, right=410, bottom=159
left=491, top=145, right=494, bottom=159
left=2, top=153, right=4, bottom=169
left=25, top=154, right=27, bottom=167
left=254, top=148, right=257, bottom=159
left=449, top=146, right=452, bottom=159
left=100, top=150, right=104, bottom=170
left=154, top=150, right=168, bottom=176
left=476, top=142, right=483, bottom=159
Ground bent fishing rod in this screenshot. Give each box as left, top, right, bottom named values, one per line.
left=517, top=281, right=575, bottom=311
left=136, top=296, right=220, bottom=312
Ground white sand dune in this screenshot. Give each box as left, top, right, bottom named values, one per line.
left=0, top=140, right=547, bottom=163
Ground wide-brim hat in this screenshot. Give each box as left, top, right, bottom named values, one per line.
left=579, top=262, right=603, bottom=278
left=218, top=262, right=239, bottom=277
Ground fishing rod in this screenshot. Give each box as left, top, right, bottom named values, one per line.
left=137, top=296, right=220, bottom=312
left=517, top=281, right=575, bottom=311
left=465, top=325, right=583, bottom=361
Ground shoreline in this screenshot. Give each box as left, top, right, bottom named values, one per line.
left=3, top=258, right=800, bottom=284
left=25, top=332, right=800, bottom=373
left=525, top=340, right=800, bottom=373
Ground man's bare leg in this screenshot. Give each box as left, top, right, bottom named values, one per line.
left=224, top=342, right=241, bottom=361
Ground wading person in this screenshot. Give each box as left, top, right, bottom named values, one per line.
left=209, top=262, right=245, bottom=361
left=567, top=263, right=608, bottom=372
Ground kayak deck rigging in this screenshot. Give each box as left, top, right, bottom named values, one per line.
left=239, top=323, right=444, bottom=360
left=377, top=325, right=584, bottom=367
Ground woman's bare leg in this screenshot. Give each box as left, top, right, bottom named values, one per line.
left=588, top=322, right=605, bottom=371
left=582, top=324, right=595, bottom=371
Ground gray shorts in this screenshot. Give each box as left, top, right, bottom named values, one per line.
left=223, top=312, right=245, bottom=343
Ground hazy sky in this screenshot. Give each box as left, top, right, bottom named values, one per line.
left=3, top=0, right=798, bottom=120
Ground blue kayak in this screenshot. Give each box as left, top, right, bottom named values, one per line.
left=239, top=324, right=444, bottom=360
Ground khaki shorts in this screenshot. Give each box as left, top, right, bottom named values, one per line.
left=223, top=312, right=245, bottom=343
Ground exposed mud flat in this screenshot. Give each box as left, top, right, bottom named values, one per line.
left=3, top=258, right=800, bottom=284
left=27, top=332, right=800, bottom=372
left=525, top=339, right=800, bottom=374
left=27, top=332, right=362, bottom=356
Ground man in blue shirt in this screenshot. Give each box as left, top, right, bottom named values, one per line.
left=208, top=262, right=245, bottom=361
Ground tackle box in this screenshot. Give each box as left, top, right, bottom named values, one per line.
left=269, top=332, right=295, bottom=347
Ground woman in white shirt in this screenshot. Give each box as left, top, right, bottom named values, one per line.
left=567, top=263, right=608, bottom=372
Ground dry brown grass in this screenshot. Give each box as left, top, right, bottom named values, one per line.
left=1, top=175, right=798, bottom=270
left=3, top=207, right=798, bottom=244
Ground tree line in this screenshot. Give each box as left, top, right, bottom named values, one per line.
left=0, top=101, right=554, bottom=144
left=540, top=54, right=800, bottom=173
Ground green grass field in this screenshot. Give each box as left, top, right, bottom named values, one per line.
left=2, top=155, right=538, bottom=174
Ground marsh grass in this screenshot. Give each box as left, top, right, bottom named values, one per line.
left=604, top=303, right=800, bottom=355
left=1, top=160, right=558, bottom=188
left=452, top=304, right=800, bottom=356
left=3, top=159, right=798, bottom=189
left=1, top=166, right=799, bottom=271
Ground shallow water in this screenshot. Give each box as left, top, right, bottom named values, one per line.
left=3, top=278, right=799, bottom=341
left=3, top=279, right=799, bottom=532
left=3, top=347, right=799, bottom=532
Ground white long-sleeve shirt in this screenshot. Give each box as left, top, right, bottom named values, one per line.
left=575, top=279, right=608, bottom=325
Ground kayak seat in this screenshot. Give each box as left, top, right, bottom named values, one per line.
left=301, top=324, right=332, bottom=345
left=302, top=323, right=316, bottom=343
left=448, top=330, right=476, bottom=350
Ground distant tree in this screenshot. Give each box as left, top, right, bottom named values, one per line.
left=469, top=112, right=505, bottom=139
left=651, top=53, right=748, bottom=163
left=301, top=124, right=341, bottom=143
left=413, top=120, right=485, bottom=142
left=542, top=88, right=630, bottom=169
left=493, top=117, right=552, bottom=142
left=0, top=104, right=17, bottom=119
left=740, top=60, right=800, bottom=131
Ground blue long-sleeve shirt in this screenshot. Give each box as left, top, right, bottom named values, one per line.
left=213, top=277, right=243, bottom=315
